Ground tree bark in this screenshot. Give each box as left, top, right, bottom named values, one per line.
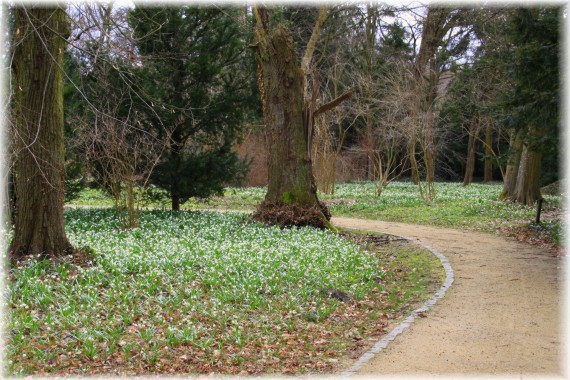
left=463, top=114, right=480, bottom=186
left=252, top=7, right=331, bottom=229
left=301, top=6, right=327, bottom=99
left=170, top=141, right=183, bottom=211
left=513, top=145, right=542, bottom=206
left=483, top=121, right=493, bottom=182
left=10, top=6, right=74, bottom=259
left=364, top=5, right=378, bottom=182
left=500, top=129, right=523, bottom=200
left=171, top=193, right=181, bottom=211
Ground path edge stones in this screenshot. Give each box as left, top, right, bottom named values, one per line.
left=339, top=230, right=455, bottom=378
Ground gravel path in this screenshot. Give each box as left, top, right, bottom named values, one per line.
left=332, top=217, right=564, bottom=377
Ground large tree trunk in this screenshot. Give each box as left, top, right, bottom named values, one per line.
left=513, top=145, right=542, bottom=206
left=500, top=129, right=523, bottom=199
left=252, top=9, right=331, bottom=229
left=10, top=6, right=74, bottom=259
left=511, top=123, right=545, bottom=205
left=463, top=115, right=480, bottom=186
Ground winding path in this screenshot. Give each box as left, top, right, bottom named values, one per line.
left=332, top=217, right=565, bottom=377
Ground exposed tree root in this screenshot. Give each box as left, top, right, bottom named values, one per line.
left=9, top=246, right=98, bottom=268
left=252, top=200, right=331, bottom=229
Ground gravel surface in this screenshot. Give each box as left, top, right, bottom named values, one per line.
left=332, top=217, right=564, bottom=378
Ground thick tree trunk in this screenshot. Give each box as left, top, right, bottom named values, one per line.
left=463, top=115, right=480, bottom=186
left=500, top=129, right=523, bottom=200
left=252, top=10, right=330, bottom=229
left=513, top=145, right=542, bottom=206
left=483, top=121, right=493, bottom=182
left=10, top=6, right=74, bottom=259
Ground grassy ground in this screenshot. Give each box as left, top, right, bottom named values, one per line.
left=7, top=209, right=442, bottom=376
left=71, top=182, right=562, bottom=247
left=217, top=182, right=561, bottom=248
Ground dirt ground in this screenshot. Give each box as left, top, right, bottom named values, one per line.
left=332, top=217, right=565, bottom=378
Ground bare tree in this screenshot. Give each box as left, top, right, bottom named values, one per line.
left=354, top=60, right=412, bottom=196
left=73, top=97, right=162, bottom=229
left=311, top=72, right=358, bottom=195
left=309, top=19, right=361, bottom=195
left=66, top=3, right=164, bottom=228
left=404, top=6, right=474, bottom=200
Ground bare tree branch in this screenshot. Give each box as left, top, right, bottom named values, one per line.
left=313, top=89, right=353, bottom=118
left=301, top=6, right=328, bottom=75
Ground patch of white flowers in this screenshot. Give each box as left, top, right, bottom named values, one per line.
left=65, top=210, right=377, bottom=297
left=8, top=209, right=379, bottom=350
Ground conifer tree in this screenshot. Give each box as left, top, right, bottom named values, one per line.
left=129, top=6, right=255, bottom=210
left=499, top=7, right=560, bottom=204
